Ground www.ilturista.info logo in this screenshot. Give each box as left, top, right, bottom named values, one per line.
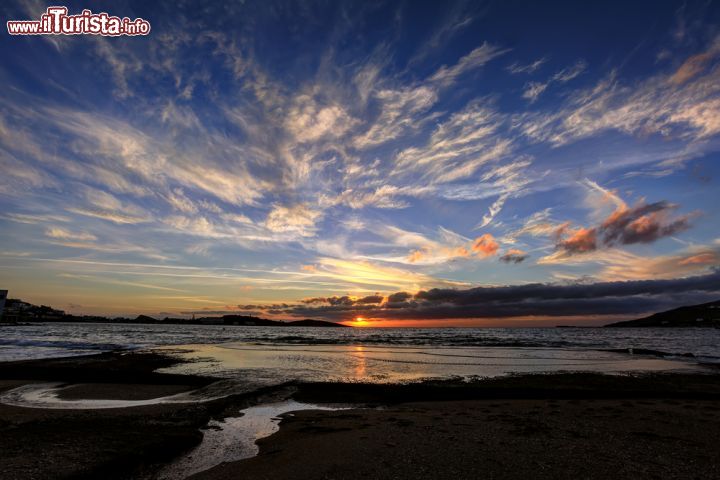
left=7, top=6, right=151, bottom=36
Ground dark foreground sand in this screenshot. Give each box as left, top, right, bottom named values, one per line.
left=197, top=397, right=720, bottom=480
left=0, top=352, right=288, bottom=479
left=1, top=352, right=720, bottom=479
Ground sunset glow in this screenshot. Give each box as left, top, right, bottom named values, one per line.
left=1, top=1, right=719, bottom=326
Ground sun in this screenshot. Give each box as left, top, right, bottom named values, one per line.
left=354, top=316, right=367, bottom=326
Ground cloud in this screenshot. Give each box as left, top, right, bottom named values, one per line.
left=2, top=213, right=70, bottom=224
left=285, top=95, right=358, bottom=143
left=522, top=60, right=587, bottom=102
left=555, top=224, right=598, bottom=254
left=232, top=270, right=720, bottom=321
left=580, top=178, right=628, bottom=222
left=504, top=208, right=557, bottom=241
left=354, top=42, right=507, bottom=151
left=303, top=294, right=385, bottom=306
left=507, top=58, right=547, bottom=74
left=522, top=82, right=549, bottom=102
left=669, top=37, right=720, bottom=84
left=429, top=42, right=510, bottom=87
left=45, top=227, right=97, bottom=242
left=599, top=244, right=720, bottom=280
left=471, top=234, right=499, bottom=257
left=393, top=101, right=512, bottom=184
left=552, top=60, right=588, bottom=83
left=407, top=245, right=470, bottom=264
left=69, top=188, right=152, bottom=225
left=499, top=249, right=528, bottom=264
left=516, top=42, right=720, bottom=145
left=353, top=86, right=438, bottom=149
left=387, top=291, right=412, bottom=303
left=401, top=230, right=498, bottom=265
left=550, top=185, right=696, bottom=259
left=476, top=194, right=508, bottom=229
left=678, top=252, right=718, bottom=265
left=310, top=256, right=466, bottom=291
left=600, top=201, right=694, bottom=246
left=165, top=188, right=200, bottom=214
left=410, top=2, right=477, bottom=64
left=265, top=204, right=323, bottom=238
left=329, top=185, right=427, bottom=210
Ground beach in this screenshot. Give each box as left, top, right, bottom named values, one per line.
left=1, top=350, right=719, bottom=479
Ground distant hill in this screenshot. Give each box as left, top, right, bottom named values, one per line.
left=216, top=315, right=347, bottom=327
left=286, top=319, right=347, bottom=327
left=1, top=298, right=348, bottom=327
left=605, top=300, right=720, bottom=328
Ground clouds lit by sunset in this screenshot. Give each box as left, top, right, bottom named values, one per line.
left=1, top=1, right=719, bottom=325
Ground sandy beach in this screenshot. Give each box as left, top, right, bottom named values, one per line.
left=198, top=397, right=720, bottom=480
left=1, top=351, right=719, bottom=479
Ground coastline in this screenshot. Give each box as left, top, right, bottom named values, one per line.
left=1, top=351, right=719, bottom=479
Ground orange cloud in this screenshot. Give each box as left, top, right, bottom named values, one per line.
left=670, top=52, right=714, bottom=85
left=407, top=247, right=432, bottom=263
left=406, top=237, right=492, bottom=264
left=600, top=202, right=693, bottom=246
left=551, top=199, right=695, bottom=259
left=600, top=247, right=720, bottom=281
left=556, top=225, right=597, bottom=254
left=678, top=252, right=718, bottom=266
left=471, top=234, right=499, bottom=257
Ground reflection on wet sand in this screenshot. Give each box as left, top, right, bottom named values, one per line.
left=157, top=342, right=702, bottom=386
left=353, top=345, right=367, bottom=379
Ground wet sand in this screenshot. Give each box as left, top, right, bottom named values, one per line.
left=1, top=351, right=720, bottom=479
left=198, top=397, right=720, bottom=480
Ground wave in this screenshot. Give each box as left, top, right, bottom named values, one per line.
left=0, top=338, right=129, bottom=352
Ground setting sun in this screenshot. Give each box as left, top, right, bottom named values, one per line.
left=354, top=317, right=367, bottom=326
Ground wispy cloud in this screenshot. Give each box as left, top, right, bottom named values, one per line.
left=522, top=60, right=587, bottom=102
left=507, top=57, right=547, bottom=74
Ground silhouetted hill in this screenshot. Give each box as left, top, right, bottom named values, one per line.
left=1, top=298, right=348, bottom=327
left=605, top=300, right=720, bottom=328
left=216, top=315, right=346, bottom=327
left=286, top=319, right=348, bottom=327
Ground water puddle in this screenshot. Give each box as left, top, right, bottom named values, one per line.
left=0, top=382, right=220, bottom=409
left=155, top=400, right=351, bottom=479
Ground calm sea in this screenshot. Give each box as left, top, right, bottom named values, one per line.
left=1, top=323, right=718, bottom=384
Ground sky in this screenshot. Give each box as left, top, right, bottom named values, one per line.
left=1, top=0, right=720, bottom=326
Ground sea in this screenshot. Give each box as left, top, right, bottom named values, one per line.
left=1, top=323, right=719, bottom=385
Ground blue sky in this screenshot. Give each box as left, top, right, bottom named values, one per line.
left=1, top=0, right=719, bottom=325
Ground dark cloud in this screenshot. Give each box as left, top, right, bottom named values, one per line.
left=556, top=226, right=597, bottom=254
left=302, top=296, right=356, bottom=306
left=301, top=295, right=383, bottom=305
left=356, top=295, right=384, bottom=304
left=601, top=201, right=693, bottom=246
left=499, top=249, right=529, bottom=264
left=221, top=270, right=720, bottom=322
left=554, top=201, right=696, bottom=256
left=387, top=291, right=412, bottom=303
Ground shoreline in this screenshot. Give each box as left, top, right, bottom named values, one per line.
left=1, top=351, right=719, bottom=479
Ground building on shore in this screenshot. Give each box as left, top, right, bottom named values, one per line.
left=0, top=290, right=7, bottom=320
